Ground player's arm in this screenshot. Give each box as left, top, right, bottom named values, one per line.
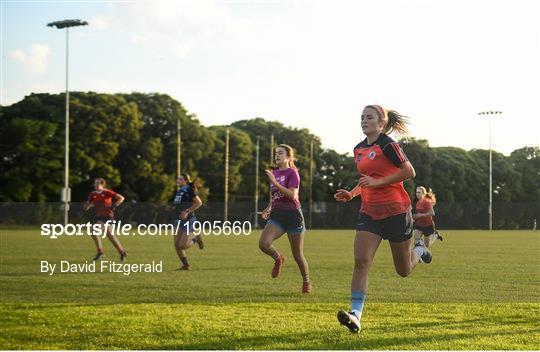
left=185, top=196, right=202, bottom=214
left=359, top=141, right=415, bottom=188
left=334, top=184, right=362, bottom=202
left=262, top=201, right=272, bottom=220
left=83, top=194, right=94, bottom=211
left=265, top=170, right=297, bottom=201
left=413, top=206, right=435, bottom=219
left=273, top=184, right=298, bottom=201
left=83, top=200, right=93, bottom=211
left=358, top=161, right=415, bottom=188
left=112, top=193, right=125, bottom=209
left=165, top=192, right=176, bottom=212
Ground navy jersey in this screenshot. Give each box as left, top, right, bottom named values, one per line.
left=171, top=185, right=197, bottom=218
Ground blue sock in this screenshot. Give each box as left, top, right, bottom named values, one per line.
left=351, top=290, right=366, bottom=319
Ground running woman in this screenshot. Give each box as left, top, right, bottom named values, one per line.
left=171, top=173, right=203, bottom=270
left=334, top=105, right=432, bottom=333
left=259, top=144, right=311, bottom=293
left=83, top=178, right=127, bottom=261
left=413, top=186, right=443, bottom=248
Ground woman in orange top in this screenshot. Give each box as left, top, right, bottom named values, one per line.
left=413, top=186, right=443, bottom=248
left=83, top=178, right=126, bottom=261
left=334, top=104, right=432, bottom=333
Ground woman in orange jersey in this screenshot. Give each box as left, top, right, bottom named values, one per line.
left=333, top=104, right=432, bottom=333
left=83, top=178, right=127, bottom=262
left=413, top=186, right=443, bottom=248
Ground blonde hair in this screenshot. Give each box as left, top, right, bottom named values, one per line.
left=366, top=104, right=410, bottom=137
left=417, top=186, right=436, bottom=204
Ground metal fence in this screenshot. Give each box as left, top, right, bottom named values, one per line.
left=0, top=201, right=538, bottom=230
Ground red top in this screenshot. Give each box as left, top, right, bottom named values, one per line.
left=415, top=198, right=435, bottom=227
left=88, top=189, right=118, bottom=218
left=353, top=133, right=411, bottom=220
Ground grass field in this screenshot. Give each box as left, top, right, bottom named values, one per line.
left=1, top=228, right=539, bottom=349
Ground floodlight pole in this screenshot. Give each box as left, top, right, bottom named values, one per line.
left=64, top=27, right=70, bottom=226
left=224, top=128, right=230, bottom=222
left=177, top=116, right=181, bottom=187
left=478, top=111, right=502, bottom=230
left=47, top=19, right=88, bottom=225
left=254, top=136, right=260, bottom=228
left=309, top=139, right=314, bottom=229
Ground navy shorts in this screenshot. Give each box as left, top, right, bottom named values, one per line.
left=267, top=208, right=305, bottom=235
left=413, top=224, right=436, bottom=236
left=175, top=216, right=197, bottom=234
left=356, top=211, right=413, bottom=243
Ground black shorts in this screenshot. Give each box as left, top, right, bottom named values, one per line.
left=267, top=208, right=305, bottom=235
left=413, top=224, right=436, bottom=236
left=92, top=215, right=114, bottom=224
left=356, top=211, right=413, bottom=243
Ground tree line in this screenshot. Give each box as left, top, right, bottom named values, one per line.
left=1, top=92, right=538, bottom=228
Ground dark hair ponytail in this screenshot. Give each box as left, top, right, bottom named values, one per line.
left=181, top=172, right=199, bottom=192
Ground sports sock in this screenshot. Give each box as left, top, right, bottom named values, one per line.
left=180, top=257, right=189, bottom=266
left=351, top=290, right=366, bottom=319
left=413, top=245, right=425, bottom=258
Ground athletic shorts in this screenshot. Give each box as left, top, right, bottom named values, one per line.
left=267, top=208, right=305, bottom=235
left=92, top=215, right=114, bottom=224
left=413, top=224, right=436, bottom=236
left=175, top=216, right=197, bottom=234
left=356, top=211, right=413, bottom=243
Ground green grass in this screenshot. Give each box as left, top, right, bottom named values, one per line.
left=1, top=228, right=539, bottom=349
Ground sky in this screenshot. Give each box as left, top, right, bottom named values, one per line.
left=2, top=0, right=539, bottom=156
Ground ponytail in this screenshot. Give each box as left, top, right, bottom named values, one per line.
left=366, top=105, right=410, bottom=137
left=181, top=173, right=199, bottom=193
left=385, top=110, right=410, bottom=137
left=418, top=186, right=437, bottom=204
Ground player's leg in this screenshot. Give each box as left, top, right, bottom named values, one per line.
left=91, top=221, right=105, bottom=261
left=413, top=229, right=424, bottom=243
left=103, top=220, right=127, bottom=261
left=189, top=216, right=204, bottom=250
left=338, top=230, right=382, bottom=333
left=174, top=220, right=195, bottom=270
left=425, top=225, right=442, bottom=248
left=424, top=233, right=438, bottom=248
left=389, top=238, right=419, bottom=277
left=177, top=229, right=196, bottom=251
left=259, top=222, right=286, bottom=278
left=172, top=230, right=186, bottom=261
left=287, top=232, right=311, bottom=293
left=388, top=211, right=431, bottom=276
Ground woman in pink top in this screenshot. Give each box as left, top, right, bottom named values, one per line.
left=259, top=144, right=311, bottom=293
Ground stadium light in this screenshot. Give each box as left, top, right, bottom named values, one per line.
left=478, top=110, right=502, bottom=230
left=47, top=19, right=88, bottom=225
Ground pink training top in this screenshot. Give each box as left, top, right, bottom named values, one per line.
left=270, top=168, right=301, bottom=210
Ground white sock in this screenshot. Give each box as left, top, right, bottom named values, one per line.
left=413, top=245, right=424, bottom=258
